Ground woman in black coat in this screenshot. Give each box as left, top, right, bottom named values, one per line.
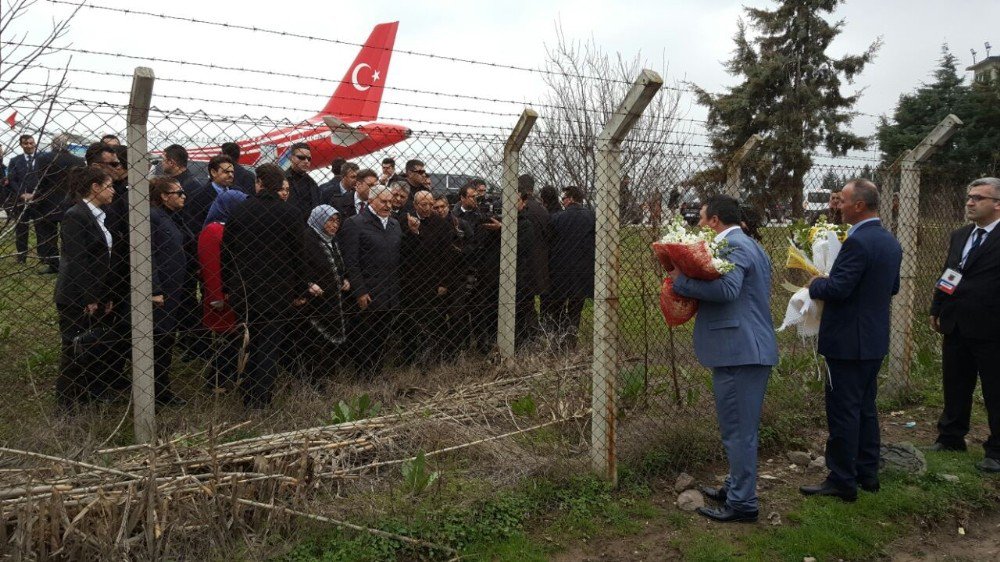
left=299, top=204, right=348, bottom=382
left=148, top=177, right=188, bottom=405
left=54, top=167, right=116, bottom=410
left=221, top=164, right=314, bottom=408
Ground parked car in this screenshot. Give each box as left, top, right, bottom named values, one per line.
left=803, top=189, right=831, bottom=223
left=679, top=191, right=701, bottom=226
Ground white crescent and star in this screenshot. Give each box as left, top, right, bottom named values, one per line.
left=351, top=63, right=381, bottom=92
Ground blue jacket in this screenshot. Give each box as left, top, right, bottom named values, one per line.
left=673, top=228, right=779, bottom=368
left=809, top=219, right=902, bottom=360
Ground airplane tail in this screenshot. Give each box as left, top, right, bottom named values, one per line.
left=319, top=21, right=398, bottom=123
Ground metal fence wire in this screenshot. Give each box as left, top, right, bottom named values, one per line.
left=0, top=67, right=971, bottom=557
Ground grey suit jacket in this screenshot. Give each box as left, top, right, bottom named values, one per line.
left=672, top=228, right=779, bottom=368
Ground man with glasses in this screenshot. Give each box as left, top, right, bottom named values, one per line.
left=185, top=155, right=236, bottom=235
left=928, top=177, right=1000, bottom=473
left=285, top=142, right=321, bottom=221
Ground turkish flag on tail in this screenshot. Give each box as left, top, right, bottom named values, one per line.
left=4, top=112, right=15, bottom=129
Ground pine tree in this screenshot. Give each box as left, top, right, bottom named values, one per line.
left=688, top=0, right=878, bottom=214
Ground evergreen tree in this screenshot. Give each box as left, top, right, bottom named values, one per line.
left=688, top=0, right=878, bottom=214
left=877, top=44, right=1000, bottom=192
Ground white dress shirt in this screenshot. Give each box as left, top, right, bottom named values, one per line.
left=960, top=218, right=999, bottom=268
left=83, top=199, right=113, bottom=251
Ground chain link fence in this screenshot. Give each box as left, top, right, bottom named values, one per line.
left=0, top=71, right=972, bottom=556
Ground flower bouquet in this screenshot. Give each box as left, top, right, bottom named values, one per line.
left=651, top=218, right=735, bottom=326
left=777, top=217, right=850, bottom=336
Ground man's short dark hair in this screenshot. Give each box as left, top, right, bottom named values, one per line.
left=163, top=144, right=188, bottom=167
left=208, top=154, right=233, bottom=173
left=405, top=159, right=425, bottom=172
left=18, top=134, right=34, bottom=143
left=101, top=134, right=119, bottom=143
left=517, top=173, right=535, bottom=196
left=357, top=168, right=377, bottom=182
left=289, top=142, right=310, bottom=154
left=114, top=145, right=128, bottom=168
left=329, top=157, right=346, bottom=174
left=459, top=184, right=477, bottom=199
left=845, top=178, right=879, bottom=209
left=465, top=178, right=486, bottom=190
left=703, top=194, right=741, bottom=226
left=562, top=185, right=584, bottom=203
left=84, top=142, right=116, bottom=166
left=340, top=162, right=360, bottom=176
left=220, top=142, right=241, bottom=161
left=255, top=163, right=285, bottom=192
left=382, top=157, right=395, bottom=166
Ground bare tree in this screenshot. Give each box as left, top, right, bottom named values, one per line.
left=524, top=23, right=684, bottom=225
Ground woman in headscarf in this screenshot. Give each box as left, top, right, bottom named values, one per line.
left=198, top=188, right=247, bottom=392
left=299, top=204, right=349, bottom=384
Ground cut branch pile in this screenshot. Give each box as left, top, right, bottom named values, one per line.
left=0, top=365, right=590, bottom=558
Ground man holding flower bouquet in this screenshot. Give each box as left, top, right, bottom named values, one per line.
left=801, top=179, right=902, bottom=502
left=665, top=195, right=778, bottom=523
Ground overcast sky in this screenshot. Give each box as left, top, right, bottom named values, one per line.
left=3, top=0, right=999, bottom=162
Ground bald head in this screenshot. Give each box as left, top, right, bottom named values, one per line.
left=414, top=190, right=434, bottom=218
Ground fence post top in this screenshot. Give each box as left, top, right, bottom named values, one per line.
left=597, top=68, right=663, bottom=148
left=503, top=108, right=538, bottom=154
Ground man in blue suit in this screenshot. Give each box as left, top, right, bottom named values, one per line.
left=668, top=195, right=779, bottom=523
left=802, top=179, right=902, bottom=502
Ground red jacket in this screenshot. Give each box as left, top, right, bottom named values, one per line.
left=198, top=222, right=238, bottom=332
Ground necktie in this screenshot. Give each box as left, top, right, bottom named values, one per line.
left=26, top=155, right=33, bottom=171
left=962, top=228, right=987, bottom=268
left=357, top=201, right=366, bottom=214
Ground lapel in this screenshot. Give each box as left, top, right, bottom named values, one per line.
left=962, top=224, right=999, bottom=272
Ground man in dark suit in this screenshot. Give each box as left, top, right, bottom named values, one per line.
left=339, top=184, right=402, bottom=377
left=546, top=185, right=595, bottom=349
left=668, top=195, right=779, bottom=523
left=184, top=155, right=235, bottom=235
left=802, top=179, right=902, bottom=502
left=517, top=174, right=551, bottom=345
left=7, top=134, right=40, bottom=264
left=285, top=142, right=320, bottom=220
left=320, top=161, right=358, bottom=203
left=453, top=181, right=502, bottom=353
left=33, top=134, right=85, bottom=273
left=220, top=142, right=256, bottom=194
left=317, top=158, right=347, bottom=199
left=928, top=177, right=1000, bottom=473
left=160, top=144, right=202, bottom=195
left=330, top=168, right=377, bottom=220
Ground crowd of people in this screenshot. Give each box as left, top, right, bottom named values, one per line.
left=2, top=134, right=596, bottom=411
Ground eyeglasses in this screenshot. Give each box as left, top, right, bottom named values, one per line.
left=165, top=190, right=186, bottom=196
left=967, top=194, right=1000, bottom=203
left=294, top=154, right=312, bottom=161
left=102, top=161, right=123, bottom=168
left=410, top=169, right=427, bottom=175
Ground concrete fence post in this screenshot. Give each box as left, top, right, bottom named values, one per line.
left=886, top=114, right=962, bottom=396
left=591, top=70, right=663, bottom=485
left=126, top=67, right=156, bottom=443
left=725, top=134, right=762, bottom=198
left=498, top=109, right=538, bottom=360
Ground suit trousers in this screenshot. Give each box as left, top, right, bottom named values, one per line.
left=242, top=317, right=285, bottom=407
left=936, top=329, right=1000, bottom=459
left=712, top=365, right=771, bottom=512
left=824, top=358, right=882, bottom=490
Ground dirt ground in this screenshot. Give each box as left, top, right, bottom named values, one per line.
left=548, top=405, right=996, bottom=562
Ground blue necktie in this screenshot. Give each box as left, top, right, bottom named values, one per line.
left=962, top=228, right=987, bottom=268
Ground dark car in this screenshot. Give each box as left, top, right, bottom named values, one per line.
left=679, top=191, right=701, bottom=226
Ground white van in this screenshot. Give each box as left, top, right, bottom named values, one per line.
left=803, top=190, right=831, bottom=223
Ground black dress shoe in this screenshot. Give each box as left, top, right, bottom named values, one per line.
left=799, top=481, right=857, bottom=502
left=976, top=457, right=1000, bottom=473
left=924, top=442, right=967, bottom=453
left=700, top=485, right=728, bottom=502
left=859, top=479, right=880, bottom=493
left=696, top=505, right=758, bottom=523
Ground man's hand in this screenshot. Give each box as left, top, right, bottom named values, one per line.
left=105, top=301, right=114, bottom=314
left=806, top=275, right=825, bottom=288
left=341, top=279, right=351, bottom=292
left=407, top=214, right=420, bottom=234
left=437, top=286, right=448, bottom=296
left=19, top=193, right=33, bottom=202
left=482, top=218, right=502, bottom=231
left=209, top=299, right=225, bottom=311
left=292, top=297, right=307, bottom=307
left=84, top=303, right=99, bottom=316
left=307, top=283, right=323, bottom=297
left=357, top=293, right=372, bottom=310
left=930, top=315, right=942, bottom=334
left=665, top=265, right=679, bottom=281
left=152, top=295, right=165, bottom=307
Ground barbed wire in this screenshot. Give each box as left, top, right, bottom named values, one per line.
left=46, top=0, right=644, bottom=87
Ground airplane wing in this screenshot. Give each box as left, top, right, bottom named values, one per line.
left=322, top=115, right=371, bottom=147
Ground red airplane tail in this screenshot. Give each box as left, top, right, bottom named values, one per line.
left=319, top=21, right=398, bottom=123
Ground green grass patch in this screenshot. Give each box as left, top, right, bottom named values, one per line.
left=675, top=451, right=999, bottom=562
